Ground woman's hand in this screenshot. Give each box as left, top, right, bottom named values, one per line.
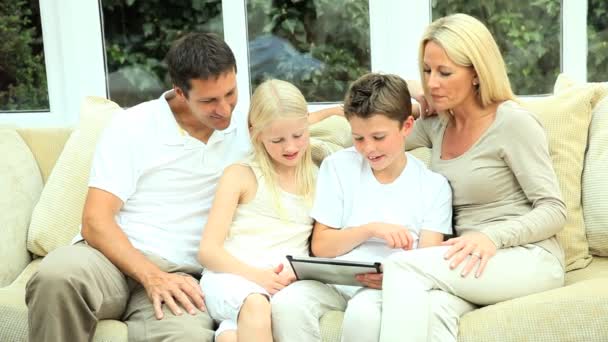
left=442, top=232, right=497, bottom=278
left=356, top=272, right=383, bottom=289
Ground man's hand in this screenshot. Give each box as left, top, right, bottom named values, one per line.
left=367, top=223, right=414, bottom=250
left=407, top=79, right=435, bottom=118
left=356, top=272, right=383, bottom=289
left=141, top=271, right=206, bottom=320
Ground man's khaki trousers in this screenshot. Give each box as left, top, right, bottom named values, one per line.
left=26, top=243, right=214, bottom=342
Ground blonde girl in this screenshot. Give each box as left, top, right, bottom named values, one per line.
left=198, top=79, right=320, bottom=342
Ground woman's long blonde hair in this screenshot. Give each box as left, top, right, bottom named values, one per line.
left=419, top=13, right=516, bottom=109
left=248, top=79, right=316, bottom=214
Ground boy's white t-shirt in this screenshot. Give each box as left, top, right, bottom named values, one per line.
left=311, top=147, right=452, bottom=262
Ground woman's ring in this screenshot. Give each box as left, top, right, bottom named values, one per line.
left=471, top=251, right=482, bottom=258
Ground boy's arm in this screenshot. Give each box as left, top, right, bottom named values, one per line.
left=418, top=230, right=444, bottom=248
left=308, top=106, right=344, bottom=125
left=311, top=221, right=415, bottom=257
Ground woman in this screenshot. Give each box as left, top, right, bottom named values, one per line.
left=377, top=13, right=566, bottom=341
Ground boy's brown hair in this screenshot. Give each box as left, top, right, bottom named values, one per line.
left=343, top=73, right=412, bottom=125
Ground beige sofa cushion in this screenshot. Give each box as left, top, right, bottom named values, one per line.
left=0, top=129, right=42, bottom=286
left=27, top=97, right=121, bottom=256
left=458, top=277, right=608, bottom=342
left=583, top=93, right=608, bottom=256
left=310, top=115, right=352, bottom=166
left=16, top=128, right=72, bottom=183
left=521, top=75, right=608, bottom=271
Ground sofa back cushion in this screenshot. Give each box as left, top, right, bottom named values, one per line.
left=27, top=97, right=121, bottom=256
left=16, top=128, right=72, bottom=183
left=521, top=75, right=608, bottom=271
left=583, top=92, right=608, bottom=256
left=0, top=129, right=43, bottom=285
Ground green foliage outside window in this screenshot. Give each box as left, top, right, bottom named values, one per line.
left=246, top=0, right=371, bottom=102
left=588, top=0, right=608, bottom=82
left=102, top=0, right=223, bottom=106
left=432, top=0, right=561, bottom=95
left=0, top=0, right=48, bottom=111
left=3, top=1, right=607, bottom=111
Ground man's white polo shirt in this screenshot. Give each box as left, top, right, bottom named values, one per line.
left=82, top=92, right=251, bottom=266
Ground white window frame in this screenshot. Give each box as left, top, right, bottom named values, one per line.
left=0, top=0, right=592, bottom=126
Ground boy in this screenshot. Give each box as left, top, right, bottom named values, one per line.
left=271, top=73, right=452, bottom=342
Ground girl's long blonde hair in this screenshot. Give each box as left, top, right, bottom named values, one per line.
left=248, top=79, right=316, bottom=214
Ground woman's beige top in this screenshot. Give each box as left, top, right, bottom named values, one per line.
left=406, top=100, right=566, bottom=267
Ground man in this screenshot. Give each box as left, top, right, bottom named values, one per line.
left=26, top=33, right=250, bottom=342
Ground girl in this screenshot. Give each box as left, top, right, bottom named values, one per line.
left=198, top=79, right=319, bottom=342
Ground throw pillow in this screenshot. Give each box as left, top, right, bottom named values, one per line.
left=521, top=74, right=608, bottom=271
left=27, top=97, right=121, bottom=256
left=0, top=129, right=43, bottom=285
left=583, top=91, right=608, bottom=256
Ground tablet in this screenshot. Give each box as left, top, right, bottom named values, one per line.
left=286, top=255, right=382, bottom=286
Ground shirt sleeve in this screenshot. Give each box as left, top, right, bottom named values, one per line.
left=88, top=115, right=139, bottom=203
left=310, top=156, right=346, bottom=229
left=480, top=111, right=567, bottom=248
left=421, top=174, right=453, bottom=235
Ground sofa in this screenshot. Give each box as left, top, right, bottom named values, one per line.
left=1, top=74, right=608, bottom=341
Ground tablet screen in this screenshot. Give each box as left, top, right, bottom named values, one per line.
left=287, top=255, right=381, bottom=286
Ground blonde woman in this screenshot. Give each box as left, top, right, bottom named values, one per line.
left=197, top=79, right=321, bottom=342
left=380, top=13, right=566, bottom=341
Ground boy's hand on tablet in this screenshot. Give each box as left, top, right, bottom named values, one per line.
left=356, top=272, right=384, bottom=289
left=367, top=223, right=414, bottom=250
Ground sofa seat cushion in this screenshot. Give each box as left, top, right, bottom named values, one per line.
left=565, top=256, right=608, bottom=285
left=27, top=97, right=121, bottom=256
left=583, top=93, right=608, bottom=257
left=317, top=262, right=608, bottom=342
left=0, top=258, right=127, bottom=342
left=457, top=278, right=608, bottom=342
left=0, top=129, right=42, bottom=286
left=521, top=75, right=608, bottom=271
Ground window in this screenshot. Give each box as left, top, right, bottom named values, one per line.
left=101, top=0, right=223, bottom=107
left=587, top=0, right=608, bottom=82
left=432, top=0, right=561, bottom=95
left=246, top=0, right=371, bottom=103
left=0, top=0, right=49, bottom=111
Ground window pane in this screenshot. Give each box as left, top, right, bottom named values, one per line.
left=102, top=1, right=223, bottom=107
left=432, top=1, right=561, bottom=95
left=247, top=0, right=371, bottom=102
left=588, top=0, right=608, bottom=82
left=0, top=0, right=49, bottom=111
